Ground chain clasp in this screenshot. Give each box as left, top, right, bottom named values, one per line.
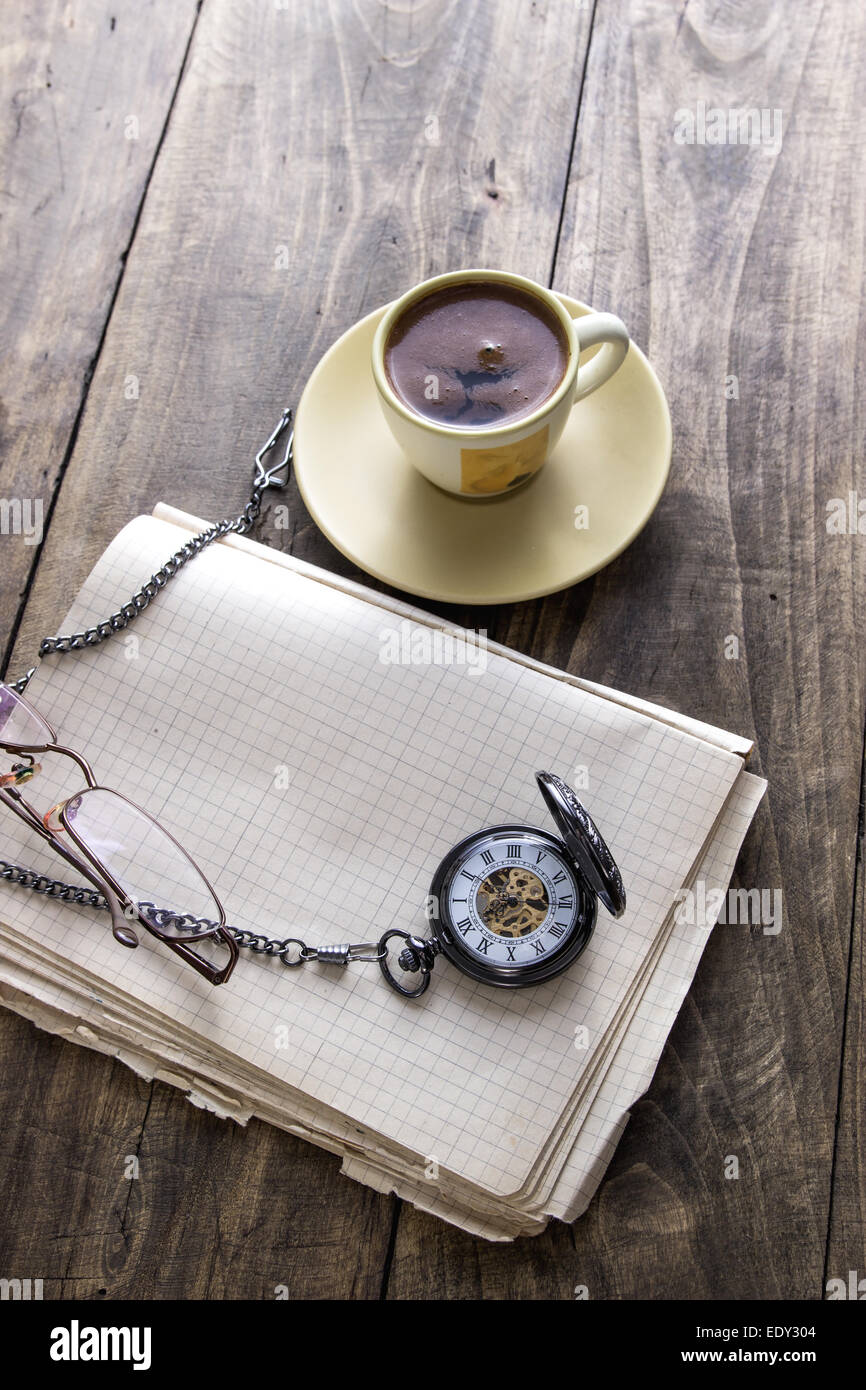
left=253, top=408, right=294, bottom=492
left=303, top=941, right=386, bottom=966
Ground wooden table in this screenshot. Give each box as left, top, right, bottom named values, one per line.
left=0, top=0, right=862, bottom=1300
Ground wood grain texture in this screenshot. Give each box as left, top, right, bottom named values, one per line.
left=826, top=740, right=865, bottom=1296
left=387, top=0, right=866, bottom=1299
left=0, top=0, right=200, bottom=676
left=0, top=1012, right=391, bottom=1298
left=0, top=0, right=862, bottom=1300
left=6, top=0, right=595, bottom=677
left=0, top=0, right=599, bottom=1299
left=511, top=0, right=862, bottom=1299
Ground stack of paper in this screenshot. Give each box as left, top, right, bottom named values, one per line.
left=0, top=508, right=765, bottom=1239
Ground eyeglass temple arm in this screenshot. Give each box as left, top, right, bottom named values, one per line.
left=0, top=784, right=62, bottom=846
left=158, top=929, right=239, bottom=986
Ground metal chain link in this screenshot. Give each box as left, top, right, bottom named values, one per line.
left=10, top=408, right=294, bottom=695
left=3, top=406, right=303, bottom=968
left=0, top=857, right=312, bottom=967
left=1, top=406, right=400, bottom=981
left=0, top=856, right=106, bottom=909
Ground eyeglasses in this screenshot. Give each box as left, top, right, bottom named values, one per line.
left=0, top=682, right=238, bottom=985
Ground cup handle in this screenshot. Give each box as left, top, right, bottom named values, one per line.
left=572, top=313, right=630, bottom=404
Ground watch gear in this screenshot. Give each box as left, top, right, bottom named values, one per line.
left=476, top=866, right=549, bottom=936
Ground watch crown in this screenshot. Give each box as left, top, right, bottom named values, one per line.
left=398, top=935, right=440, bottom=973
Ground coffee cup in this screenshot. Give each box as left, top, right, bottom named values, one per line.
left=371, top=268, right=629, bottom=498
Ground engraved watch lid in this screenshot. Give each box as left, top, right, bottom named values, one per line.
left=535, top=771, right=626, bottom=919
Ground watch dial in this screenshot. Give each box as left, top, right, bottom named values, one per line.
left=442, top=830, right=581, bottom=969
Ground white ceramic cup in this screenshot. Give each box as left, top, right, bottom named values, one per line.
left=371, top=268, right=629, bottom=498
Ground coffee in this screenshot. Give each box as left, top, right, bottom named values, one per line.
left=384, top=281, right=569, bottom=429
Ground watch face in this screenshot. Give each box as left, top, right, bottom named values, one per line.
left=430, top=826, right=595, bottom=987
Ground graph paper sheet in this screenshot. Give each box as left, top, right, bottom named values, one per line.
left=0, top=761, right=764, bottom=1241
left=0, top=765, right=763, bottom=1243
left=0, top=510, right=765, bottom=1229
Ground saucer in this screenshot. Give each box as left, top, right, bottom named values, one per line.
left=293, top=294, right=671, bottom=605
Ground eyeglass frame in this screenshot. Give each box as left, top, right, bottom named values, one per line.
left=0, top=682, right=238, bottom=985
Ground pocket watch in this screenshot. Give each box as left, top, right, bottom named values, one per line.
left=379, top=771, right=625, bottom=997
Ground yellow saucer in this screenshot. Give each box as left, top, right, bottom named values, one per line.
left=294, top=295, right=671, bottom=605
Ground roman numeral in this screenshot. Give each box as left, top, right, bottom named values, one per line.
left=506, top=945, right=516, bottom=961
left=480, top=849, right=494, bottom=866
left=550, top=923, right=566, bottom=939
left=507, top=844, right=522, bottom=859
left=535, top=850, right=547, bottom=865
left=553, top=871, right=567, bottom=884
left=476, top=938, right=491, bottom=955
left=456, top=918, right=472, bottom=935
left=557, top=894, right=574, bottom=909
left=531, top=940, right=546, bottom=955
left=461, top=869, right=475, bottom=881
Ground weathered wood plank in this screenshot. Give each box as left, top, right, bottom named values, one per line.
left=4, top=0, right=862, bottom=1302
left=7, top=0, right=596, bottom=677
left=0, top=1012, right=391, bottom=1298
left=0, top=0, right=200, bottom=675
left=528, top=0, right=861, bottom=1299
left=826, top=743, right=865, bottom=1298
left=1, top=0, right=597, bottom=1297
left=386, top=0, right=866, bottom=1298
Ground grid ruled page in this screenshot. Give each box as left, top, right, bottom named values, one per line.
left=0, top=517, right=744, bottom=1196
